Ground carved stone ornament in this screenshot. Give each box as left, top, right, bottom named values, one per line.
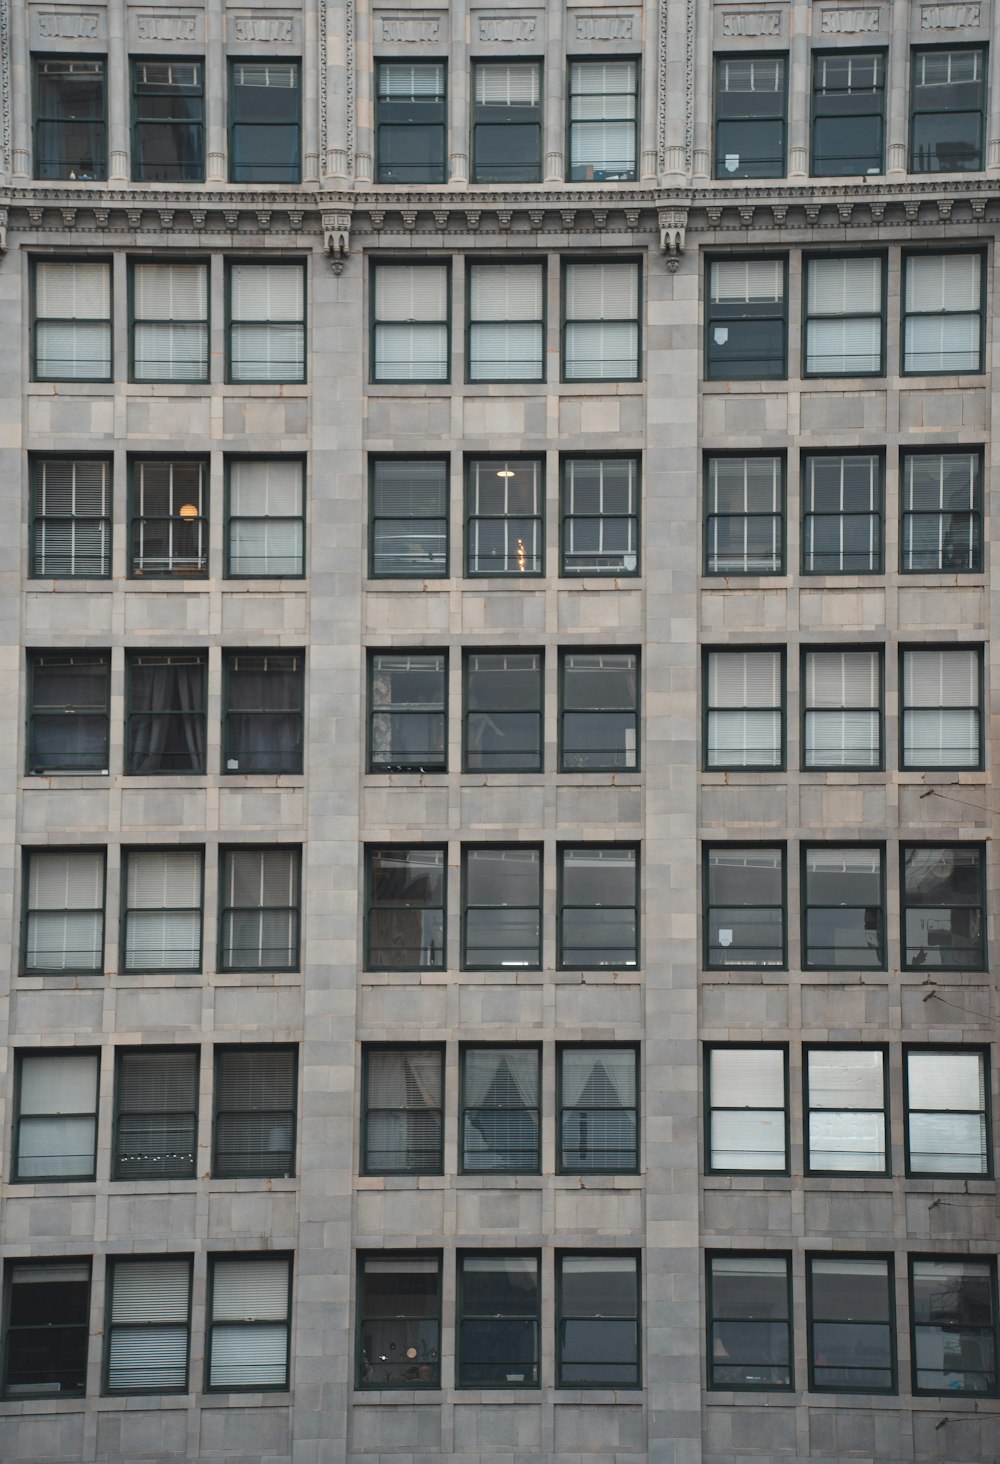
left=323, top=210, right=351, bottom=272
left=659, top=207, right=687, bottom=268
left=0, top=208, right=7, bottom=252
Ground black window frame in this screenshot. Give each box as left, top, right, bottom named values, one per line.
left=703, top=843, right=787, bottom=971
left=704, top=254, right=787, bottom=382
left=228, top=58, right=302, bottom=185
left=464, top=456, right=545, bottom=578
left=130, top=55, right=205, bottom=183
left=125, top=649, right=207, bottom=775
left=205, top=1252, right=292, bottom=1393
left=900, top=841, right=986, bottom=973
left=901, top=247, right=986, bottom=377
left=21, top=845, right=106, bottom=977
left=559, top=453, right=640, bottom=578
left=559, top=646, right=640, bottom=772
left=224, top=455, right=306, bottom=580
left=566, top=56, right=639, bottom=182
left=375, top=58, right=448, bottom=185
left=806, top=1252, right=896, bottom=1395
left=556, top=1250, right=641, bottom=1388
left=703, top=645, right=785, bottom=772
left=2, top=1258, right=92, bottom=1400
left=460, top=1042, right=542, bottom=1174
left=368, top=454, right=450, bottom=580
left=112, top=1044, right=199, bottom=1182
left=456, top=1250, right=541, bottom=1389
left=12, top=1046, right=101, bottom=1183
left=27, top=649, right=111, bottom=775
left=703, top=451, right=786, bottom=576
left=370, top=258, right=451, bottom=386
left=356, top=1251, right=443, bottom=1389
left=557, top=1042, right=640, bottom=1176
left=29, top=453, right=113, bottom=580
left=226, top=258, right=307, bottom=386
left=899, top=445, right=984, bottom=574
left=802, top=251, right=886, bottom=378
left=461, top=844, right=543, bottom=972
left=128, top=257, right=210, bottom=386
left=909, top=44, right=986, bottom=174
left=704, top=1043, right=789, bottom=1177
left=561, top=256, right=642, bottom=384
left=364, top=844, right=447, bottom=973
left=31, top=254, right=113, bottom=384
left=466, top=258, right=546, bottom=385
left=463, top=648, right=543, bottom=773
left=103, top=1254, right=193, bottom=1397
left=360, top=1042, right=445, bottom=1177
left=222, top=650, right=305, bottom=776
left=33, top=54, right=108, bottom=182
left=899, top=643, right=984, bottom=772
left=127, top=455, right=209, bottom=578
left=801, top=842, right=886, bottom=972
left=810, top=48, right=886, bottom=178
left=714, top=53, right=788, bottom=179
left=706, top=1250, right=793, bottom=1391
left=212, top=1043, right=298, bottom=1180
left=801, top=645, right=884, bottom=771
left=801, top=449, right=884, bottom=575
left=472, top=58, right=543, bottom=184
left=903, top=1044, right=992, bottom=1179
left=557, top=843, right=639, bottom=971
left=368, top=648, right=448, bottom=774
left=120, top=844, right=204, bottom=976
left=217, top=844, right=301, bottom=974
left=803, top=1044, right=890, bottom=1178
left=909, top=1255, right=999, bottom=1398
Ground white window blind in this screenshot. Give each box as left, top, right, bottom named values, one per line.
left=710, top=259, right=784, bottom=304
left=107, top=1260, right=191, bottom=1393
left=229, top=265, right=305, bottom=383
left=706, top=651, right=781, bottom=768
left=25, top=850, right=104, bottom=972
left=34, top=459, right=111, bottom=578
left=233, top=63, right=298, bottom=91
left=469, top=263, right=544, bottom=381
left=374, top=264, right=449, bottom=381
left=720, top=59, right=783, bottom=92
left=379, top=63, right=445, bottom=98
left=37, top=261, right=110, bottom=318
left=807, top=1048, right=885, bottom=1172
left=806, top=258, right=882, bottom=374
left=709, top=1047, right=786, bottom=1170
left=808, top=257, right=881, bottom=315
left=125, top=850, right=202, bottom=970
left=903, top=648, right=979, bottom=767
left=35, top=261, right=112, bottom=379
left=907, top=1050, right=987, bottom=1174
left=229, top=460, right=304, bottom=576
left=210, top=1257, right=290, bottom=1389
left=475, top=63, right=540, bottom=106
left=904, top=254, right=981, bottom=372
left=569, top=62, right=637, bottom=173
left=134, top=263, right=207, bottom=320
left=231, top=265, right=304, bottom=322
left=132, top=263, right=208, bottom=382
left=18, top=1053, right=99, bottom=1178
left=804, top=649, right=880, bottom=768
left=564, top=263, right=639, bottom=381
left=917, top=49, right=981, bottom=87
left=566, top=262, right=638, bottom=319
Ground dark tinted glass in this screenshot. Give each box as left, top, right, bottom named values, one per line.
left=35, top=59, right=106, bottom=180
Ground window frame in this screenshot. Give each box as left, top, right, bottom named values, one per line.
left=217, top=844, right=301, bottom=974
left=704, top=1043, right=789, bottom=1177
left=899, top=841, right=986, bottom=973
left=205, top=1252, right=292, bottom=1394
left=463, top=649, right=544, bottom=773
left=368, top=454, right=450, bottom=580
left=903, top=1044, right=992, bottom=1179
left=128, top=258, right=210, bottom=386
left=130, top=55, right=205, bottom=183
left=561, top=256, right=642, bottom=384
left=703, top=451, right=786, bottom=576
left=2, top=1258, right=92, bottom=1400
left=212, top=1043, right=298, bottom=1180
left=800, top=644, right=884, bottom=772
left=368, top=648, right=448, bottom=774
left=21, top=845, right=106, bottom=977
left=370, top=258, right=452, bottom=386
left=33, top=54, right=109, bottom=182
left=31, top=255, right=113, bottom=384
left=803, top=1044, right=890, bottom=1179
left=360, top=1042, right=445, bottom=1177
left=225, top=258, right=307, bottom=386
left=900, top=247, right=987, bottom=377
left=713, top=53, right=789, bottom=180
left=459, top=1042, right=542, bottom=1175
left=222, top=650, right=305, bottom=776
left=558, top=646, right=640, bottom=773
left=566, top=56, right=640, bottom=183
left=364, top=844, right=447, bottom=972
left=102, top=1254, right=193, bottom=1397
left=127, top=455, right=209, bottom=580
left=120, top=845, right=204, bottom=976
left=702, top=645, right=785, bottom=772
left=801, top=449, right=884, bottom=576
left=810, top=48, right=887, bottom=178
left=898, top=445, right=984, bottom=575
left=898, top=643, right=984, bottom=772
left=375, top=58, right=448, bottom=185
left=464, top=456, right=545, bottom=579
left=356, top=1250, right=444, bottom=1389
left=703, top=842, right=788, bottom=971
left=800, top=842, right=887, bottom=972
left=456, top=1249, right=542, bottom=1390
left=706, top=1250, right=793, bottom=1392
left=124, top=649, right=208, bottom=775
left=471, top=58, right=544, bottom=184
left=465, top=258, right=546, bottom=385
left=29, top=453, right=113, bottom=581
left=555, top=1250, right=642, bottom=1389
left=227, top=58, right=302, bottom=185
left=112, top=1044, right=199, bottom=1182
left=559, top=453, right=641, bottom=578
left=556, top=1042, right=640, bottom=1176
left=12, top=1046, right=100, bottom=1183
left=805, top=1252, right=897, bottom=1395
left=27, top=649, right=111, bottom=776
left=557, top=843, right=640, bottom=972
left=461, top=844, right=543, bottom=972
left=801, top=251, right=887, bottom=379
left=224, top=455, right=306, bottom=580
left=909, top=44, right=986, bottom=174
left=908, top=1255, right=999, bottom=1398
left=704, top=254, right=788, bottom=382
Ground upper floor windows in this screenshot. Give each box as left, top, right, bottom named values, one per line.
left=372, top=261, right=450, bottom=384
left=706, top=258, right=786, bottom=381
left=468, top=262, right=545, bottom=383
left=33, top=260, right=112, bottom=382
left=811, top=51, right=885, bottom=177
left=229, top=61, right=301, bottom=184
left=472, top=61, right=543, bottom=183
left=804, top=255, right=884, bottom=376
left=714, top=56, right=787, bottom=179
left=902, top=251, right=984, bottom=374
left=910, top=46, right=985, bottom=172
left=34, top=58, right=106, bottom=181
left=131, top=59, right=205, bottom=183
left=568, top=60, right=638, bottom=182
left=376, top=62, right=447, bottom=184
left=229, top=262, right=306, bottom=383
left=131, top=262, right=209, bottom=384
left=563, top=261, right=641, bottom=381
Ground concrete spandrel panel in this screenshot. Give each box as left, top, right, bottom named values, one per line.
left=365, top=396, right=452, bottom=440
left=214, top=984, right=303, bottom=1030
left=913, top=1413, right=993, bottom=1464
left=804, top=1189, right=893, bottom=1237
left=458, top=983, right=545, bottom=1028
left=26, top=395, right=115, bottom=439
left=800, top=389, right=887, bottom=433
left=12, top=987, right=105, bottom=1037
left=350, top=1405, right=443, bottom=1453
left=364, top=590, right=451, bottom=633
left=21, top=789, right=112, bottom=832
left=900, top=983, right=991, bottom=1028
left=706, top=1403, right=798, bottom=1454
left=6, top=1194, right=97, bottom=1245
left=900, top=385, right=988, bottom=431
left=106, top=1193, right=199, bottom=1245
left=218, top=787, right=306, bottom=830
left=3, top=1414, right=85, bottom=1463
left=453, top=1404, right=542, bottom=1452
left=558, top=589, right=643, bottom=632
left=905, top=1191, right=996, bottom=1241
left=359, top=982, right=448, bottom=1029
left=125, top=397, right=212, bottom=440
left=123, top=591, right=211, bottom=637
left=798, top=587, right=887, bottom=630
left=221, top=591, right=308, bottom=636
left=703, top=1190, right=792, bottom=1237
left=553, top=1403, right=645, bottom=1453
left=700, top=589, right=788, bottom=631
left=222, top=397, right=309, bottom=438
left=800, top=983, right=890, bottom=1029
left=95, top=1409, right=190, bottom=1462
left=208, top=1190, right=298, bottom=1240
left=120, top=789, right=208, bottom=829
left=552, top=1187, right=642, bottom=1234
left=554, top=980, right=642, bottom=1028
left=24, top=591, right=113, bottom=637
left=558, top=395, right=623, bottom=436
left=808, top=1408, right=886, bottom=1460
left=462, top=396, right=529, bottom=439
left=555, top=783, right=642, bottom=829
left=460, top=782, right=548, bottom=830
left=897, top=586, right=985, bottom=630
left=355, top=1187, right=446, bottom=1239
left=799, top=785, right=887, bottom=829
left=113, top=986, right=203, bottom=1030
left=199, top=1407, right=291, bottom=1457
left=701, top=783, right=788, bottom=828
left=361, top=784, right=450, bottom=831
left=460, top=589, right=547, bottom=632
left=455, top=1188, right=544, bottom=1235
left=898, top=784, right=988, bottom=827
left=699, top=983, right=789, bottom=1031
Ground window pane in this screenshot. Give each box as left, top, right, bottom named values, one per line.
left=560, top=1047, right=638, bottom=1172
left=710, top=1255, right=791, bottom=1388
left=464, top=848, right=542, bottom=967
left=560, top=848, right=637, bottom=968
left=364, top=1047, right=443, bottom=1173
left=463, top=1048, right=540, bottom=1172
left=114, top=1049, right=198, bottom=1179
left=561, top=651, right=638, bottom=770
left=4, top=1265, right=91, bottom=1396
left=370, top=652, right=447, bottom=772
left=360, top=1255, right=441, bottom=1386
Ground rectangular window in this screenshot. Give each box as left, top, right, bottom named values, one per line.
left=559, top=846, right=638, bottom=970
left=376, top=61, right=447, bottom=184
left=811, top=50, right=885, bottom=176
left=563, top=260, right=640, bottom=381
left=803, top=453, right=882, bottom=574
left=911, top=1258, right=997, bottom=1394
left=228, top=262, right=305, bottom=384
left=219, top=846, right=300, bottom=972
left=362, top=1046, right=443, bottom=1175
left=14, top=1050, right=99, bottom=1181
left=905, top=1047, right=989, bottom=1176
left=707, top=1046, right=787, bottom=1173
left=705, top=455, right=783, bottom=575
left=369, top=458, right=448, bottom=579
left=557, top=1254, right=640, bottom=1386
left=131, top=262, right=208, bottom=383
left=715, top=56, right=786, bottom=178
left=705, top=845, right=785, bottom=969
left=704, top=649, right=782, bottom=770
left=372, top=262, right=449, bottom=383
left=229, top=61, right=300, bottom=183
left=213, top=1045, right=297, bottom=1178
left=461, top=1046, right=540, bottom=1172
left=804, top=255, right=883, bottom=375
left=473, top=61, right=542, bottom=182
left=901, top=843, right=985, bottom=971
left=463, top=847, right=542, bottom=970
left=113, top=1046, right=198, bottom=1180
left=910, top=46, right=985, bottom=172
left=369, top=651, right=447, bottom=773
left=468, top=262, right=544, bottom=382
left=901, top=646, right=982, bottom=769
left=207, top=1256, right=291, bottom=1391
left=30, top=457, right=111, bottom=579
left=358, top=1255, right=441, bottom=1387
left=706, top=257, right=786, bottom=380
left=560, top=650, right=639, bottom=771
left=27, top=651, right=110, bottom=774
left=223, top=652, right=304, bottom=775
left=901, top=449, right=982, bottom=572
left=105, top=1258, right=191, bottom=1395
left=131, top=59, right=204, bottom=181
left=902, top=252, right=983, bottom=373
left=34, top=57, right=106, bottom=181
left=33, top=259, right=111, bottom=381
left=23, top=848, right=104, bottom=975
left=129, top=459, right=207, bottom=577
left=122, top=848, right=203, bottom=973
left=466, top=459, right=543, bottom=576
left=808, top=1256, right=894, bottom=1392
left=458, top=1254, right=540, bottom=1387
left=126, top=652, right=206, bottom=773
left=708, top=1254, right=792, bottom=1389
left=366, top=846, right=445, bottom=970
left=805, top=1047, right=888, bottom=1174
left=803, top=649, right=882, bottom=769
left=561, top=457, right=639, bottom=576
left=803, top=845, right=884, bottom=970
left=464, top=651, right=542, bottom=771
left=568, top=60, right=638, bottom=181
left=226, top=459, right=305, bottom=578
left=558, top=1046, right=638, bottom=1173
left=3, top=1262, right=90, bottom=1398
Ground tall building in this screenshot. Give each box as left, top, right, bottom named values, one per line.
left=0, top=1, right=998, bottom=1462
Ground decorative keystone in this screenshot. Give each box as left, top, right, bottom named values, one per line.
left=126, top=209, right=142, bottom=229
left=190, top=210, right=206, bottom=229
left=624, top=209, right=640, bottom=230
left=27, top=207, right=44, bottom=226
left=256, top=211, right=272, bottom=230
left=837, top=203, right=853, bottom=224
left=465, top=210, right=481, bottom=230
left=869, top=201, right=886, bottom=224
left=287, top=210, right=303, bottom=230
left=93, top=209, right=109, bottom=228
left=61, top=208, right=77, bottom=229
left=738, top=205, right=754, bottom=227
left=433, top=211, right=448, bottom=230
left=401, top=209, right=417, bottom=230
left=561, top=210, right=575, bottom=230
left=528, top=210, right=544, bottom=230
left=369, top=210, right=385, bottom=231
left=936, top=199, right=953, bottom=221
left=497, top=209, right=512, bottom=231
left=970, top=198, right=988, bottom=220
left=903, top=201, right=920, bottom=222
left=158, top=210, right=174, bottom=230
left=224, top=211, right=240, bottom=229
left=770, top=205, right=787, bottom=227
left=804, top=202, right=821, bottom=224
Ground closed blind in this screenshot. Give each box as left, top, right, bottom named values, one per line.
left=710, top=1047, right=784, bottom=1105
left=379, top=63, right=445, bottom=98
left=36, top=261, right=110, bottom=319
left=230, top=459, right=302, bottom=518
left=807, top=257, right=881, bottom=315
left=470, top=264, right=543, bottom=321
left=231, top=265, right=304, bottom=321
left=710, top=259, right=783, bottom=304
left=134, top=263, right=207, bottom=320
left=475, top=63, right=540, bottom=106
left=808, top=1049, right=883, bottom=1107
left=565, top=262, right=638, bottom=320
left=21, top=1053, right=98, bottom=1115
left=905, top=253, right=980, bottom=313
left=375, top=265, right=447, bottom=321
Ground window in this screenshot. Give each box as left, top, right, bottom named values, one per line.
left=901, top=449, right=982, bottom=572
left=122, top=848, right=203, bottom=973
left=910, top=47, right=985, bottom=172
left=219, top=846, right=300, bottom=972
left=559, top=846, right=638, bottom=969
left=126, top=653, right=206, bottom=773
left=369, top=652, right=447, bottom=773
left=369, top=458, right=448, bottom=578
left=473, top=62, right=542, bottom=182
left=804, top=255, right=883, bottom=375
left=113, top=1047, right=198, bottom=1180
left=105, top=1258, right=191, bottom=1395
left=715, top=56, right=786, bottom=178
left=228, top=262, right=306, bottom=383
left=803, top=649, right=881, bottom=769
left=563, top=260, right=640, bottom=381
left=910, top=1259, right=997, bottom=1395
left=901, top=844, right=985, bottom=971
left=708, top=1254, right=792, bottom=1389
left=30, top=457, right=111, bottom=578
left=811, top=51, right=885, bottom=176
left=560, top=650, right=639, bottom=771
left=358, top=1255, right=441, bottom=1387
left=130, top=262, right=208, bottom=383
left=905, top=1048, right=989, bottom=1176
left=464, top=651, right=542, bottom=770
left=129, top=459, right=207, bottom=577
left=705, top=846, right=785, bottom=969
left=468, top=262, right=544, bottom=382
left=461, top=1046, right=540, bottom=1172
left=803, top=846, right=884, bottom=970
left=705, top=258, right=786, bottom=380
left=34, top=57, right=106, bottom=180
left=805, top=1047, right=888, bottom=1174
left=207, top=1255, right=291, bottom=1391
left=362, top=1046, right=443, bottom=1175
left=223, top=652, right=304, bottom=775
left=372, top=262, right=449, bottom=383
left=213, top=1045, right=297, bottom=1178
left=131, top=59, right=204, bottom=181
left=808, top=1256, right=894, bottom=1393
left=558, top=1046, right=638, bottom=1173
left=568, top=59, right=638, bottom=181
left=458, top=1254, right=540, bottom=1387
left=27, top=651, right=110, bottom=774
left=466, top=459, right=543, bottom=576
left=229, top=61, right=300, bottom=183
left=2, top=1262, right=90, bottom=1398
left=704, top=649, right=782, bottom=770
left=706, top=1046, right=787, bottom=1173
left=561, top=457, right=639, bottom=576
left=557, top=1254, right=640, bottom=1386
left=901, top=647, right=982, bottom=769
left=365, top=846, right=445, bottom=970
left=226, top=459, right=305, bottom=577
left=13, top=1050, right=99, bottom=1181
left=902, top=252, right=983, bottom=373
left=803, top=453, right=882, bottom=573
left=376, top=61, right=447, bottom=183
left=704, top=455, right=783, bottom=575
left=33, top=259, right=111, bottom=381
left=462, top=847, right=542, bottom=970
left=23, top=848, right=105, bottom=974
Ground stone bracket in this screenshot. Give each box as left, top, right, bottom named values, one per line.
left=659, top=206, right=687, bottom=271
left=323, top=210, right=352, bottom=273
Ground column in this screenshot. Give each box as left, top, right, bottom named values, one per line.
left=787, top=0, right=809, bottom=177
left=886, top=0, right=909, bottom=173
